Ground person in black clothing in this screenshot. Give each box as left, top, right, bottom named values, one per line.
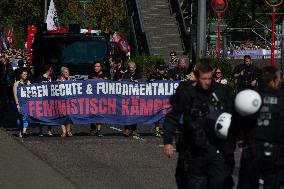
left=112, top=57, right=125, bottom=81
left=163, top=58, right=235, bottom=189
left=168, top=58, right=188, bottom=81
left=36, top=65, right=54, bottom=137
left=149, top=64, right=168, bottom=81
left=89, top=61, right=108, bottom=137
left=232, top=55, right=260, bottom=91
left=88, top=60, right=108, bottom=80
left=149, top=64, right=168, bottom=137
left=237, top=66, right=284, bottom=189
left=121, top=61, right=142, bottom=137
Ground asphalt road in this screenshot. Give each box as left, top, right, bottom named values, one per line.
left=1, top=102, right=177, bottom=189
left=0, top=102, right=249, bottom=189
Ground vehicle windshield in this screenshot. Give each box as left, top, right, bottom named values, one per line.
left=42, top=37, right=107, bottom=65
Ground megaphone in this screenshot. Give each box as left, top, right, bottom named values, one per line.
left=234, top=89, right=262, bottom=116
left=215, top=112, right=232, bottom=140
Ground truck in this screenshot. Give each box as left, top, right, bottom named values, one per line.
left=32, top=28, right=122, bottom=80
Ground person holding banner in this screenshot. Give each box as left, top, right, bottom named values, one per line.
left=149, top=64, right=169, bottom=137
left=57, top=67, right=73, bottom=137
left=88, top=61, right=108, bottom=137
left=121, top=61, right=143, bottom=137
left=13, top=68, right=31, bottom=138
left=168, top=58, right=188, bottom=81
left=37, top=65, right=54, bottom=137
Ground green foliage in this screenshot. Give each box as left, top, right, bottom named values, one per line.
left=125, top=54, right=165, bottom=80
left=0, top=0, right=128, bottom=48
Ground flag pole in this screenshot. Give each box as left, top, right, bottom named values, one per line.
left=44, top=0, right=48, bottom=23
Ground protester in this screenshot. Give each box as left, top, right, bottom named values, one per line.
left=121, top=61, right=142, bottom=137
left=112, top=57, right=124, bottom=81
left=88, top=61, right=108, bottom=137
left=168, top=58, right=188, bottom=81
left=167, top=51, right=178, bottom=70
left=13, top=68, right=31, bottom=138
left=149, top=64, right=168, bottom=137
left=37, top=64, right=54, bottom=137
left=57, top=67, right=73, bottom=137
left=213, top=67, right=228, bottom=84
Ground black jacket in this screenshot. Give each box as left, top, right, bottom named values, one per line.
left=237, top=86, right=284, bottom=145
left=163, top=81, right=236, bottom=156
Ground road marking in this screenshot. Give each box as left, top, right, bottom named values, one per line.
left=109, top=127, right=123, bottom=132
left=109, top=126, right=146, bottom=141
left=132, top=136, right=146, bottom=141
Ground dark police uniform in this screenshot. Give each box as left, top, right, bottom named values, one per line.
left=163, top=81, right=235, bottom=189
left=237, top=86, right=284, bottom=189
left=232, top=63, right=260, bottom=91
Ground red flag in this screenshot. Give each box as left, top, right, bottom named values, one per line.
left=88, top=27, right=92, bottom=34
left=6, top=28, right=14, bottom=45
left=26, top=25, right=37, bottom=53
left=112, top=32, right=130, bottom=54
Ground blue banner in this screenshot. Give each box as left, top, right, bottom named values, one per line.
left=18, top=80, right=179, bottom=125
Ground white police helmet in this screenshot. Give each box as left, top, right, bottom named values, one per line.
left=215, top=112, right=232, bottom=140
left=234, top=89, right=262, bottom=116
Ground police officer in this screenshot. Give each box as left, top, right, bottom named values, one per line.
left=163, top=58, right=235, bottom=189
left=232, top=55, right=260, bottom=91
left=237, top=66, right=284, bottom=189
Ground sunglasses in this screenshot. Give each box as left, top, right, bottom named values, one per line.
left=215, top=72, right=222, bottom=74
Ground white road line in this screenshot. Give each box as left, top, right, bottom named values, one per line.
left=109, top=126, right=146, bottom=141
left=109, top=126, right=123, bottom=132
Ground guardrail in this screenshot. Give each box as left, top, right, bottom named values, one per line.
left=169, top=0, right=190, bottom=54
left=125, top=0, right=154, bottom=55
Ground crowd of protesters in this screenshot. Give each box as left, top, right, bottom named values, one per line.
left=0, top=47, right=263, bottom=139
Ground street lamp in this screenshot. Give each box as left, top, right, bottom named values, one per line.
left=264, top=0, right=283, bottom=66
left=211, top=0, right=228, bottom=58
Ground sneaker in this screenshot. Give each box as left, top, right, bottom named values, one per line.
left=47, top=131, right=53, bottom=136
left=123, top=128, right=130, bottom=137
left=90, top=130, right=96, bottom=136
left=131, top=131, right=140, bottom=137
left=96, top=130, right=103, bottom=137
left=67, top=131, right=73, bottom=137
left=38, top=132, right=44, bottom=137
left=18, top=132, right=22, bottom=138
left=155, top=132, right=161, bottom=137
left=61, top=133, right=67, bottom=137
left=22, top=133, right=27, bottom=138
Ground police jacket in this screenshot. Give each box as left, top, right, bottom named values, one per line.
left=238, top=85, right=284, bottom=145
left=232, top=63, right=260, bottom=90
left=163, top=81, right=235, bottom=155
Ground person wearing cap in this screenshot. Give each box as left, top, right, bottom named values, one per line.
left=167, top=51, right=179, bottom=70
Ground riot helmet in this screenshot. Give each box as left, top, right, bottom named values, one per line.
left=215, top=112, right=232, bottom=140
left=235, top=89, right=262, bottom=116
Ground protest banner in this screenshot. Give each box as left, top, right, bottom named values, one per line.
left=18, top=80, right=179, bottom=126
